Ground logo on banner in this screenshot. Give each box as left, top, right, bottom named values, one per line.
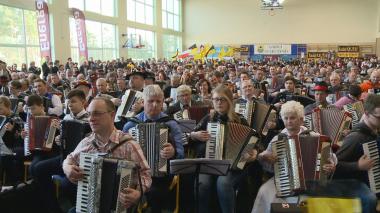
left=35, top=0, right=51, bottom=59
left=72, top=8, right=88, bottom=63
left=254, top=44, right=291, bottom=55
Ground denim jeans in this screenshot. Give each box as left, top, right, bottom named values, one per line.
left=198, top=170, right=245, bottom=213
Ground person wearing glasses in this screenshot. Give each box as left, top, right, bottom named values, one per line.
left=189, top=85, right=257, bottom=213
left=165, top=85, right=204, bottom=118
left=333, top=94, right=380, bottom=213
left=63, top=97, right=152, bottom=212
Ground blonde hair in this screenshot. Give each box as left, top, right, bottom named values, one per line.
left=176, top=85, right=192, bottom=96
left=280, top=101, right=304, bottom=120
left=212, top=85, right=241, bottom=123
left=0, top=96, right=11, bottom=109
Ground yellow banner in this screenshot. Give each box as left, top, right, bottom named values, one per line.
left=337, top=52, right=359, bottom=58
left=338, top=45, right=359, bottom=52
left=307, top=52, right=328, bottom=59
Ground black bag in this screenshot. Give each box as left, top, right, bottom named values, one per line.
left=0, top=180, right=44, bottom=213
left=270, top=203, right=303, bottom=213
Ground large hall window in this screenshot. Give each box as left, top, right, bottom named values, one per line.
left=68, top=0, right=115, bottom=17
left=127, top=27, right=155, bottom=60
left=70, top=19, right=118, bottom=62
left=127, top=0, right=154, bottom=25
left=0, top=5, right=41, bottom=67
left=162, top=0, right=180, bottom=31
left=162, top=34, right=181, bottom=59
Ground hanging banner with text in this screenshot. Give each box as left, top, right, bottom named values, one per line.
left=253, top=44, right=292, bottom=55
left=35, top=0, right=51, bottom=60
left=337, top=45, right=360, bottom=58
left=72, top=8, right=88, bottom=63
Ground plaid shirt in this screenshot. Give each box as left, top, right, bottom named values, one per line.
left=66, top=128, right=152, bottom=192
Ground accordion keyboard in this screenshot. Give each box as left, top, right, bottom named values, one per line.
left=206, top=123, right=224, bottom=159
left=363, top=141, right=380, bottom=193
left=273, top=140, right=292, bottom=197
left=76, top=153, right=93, bottom=213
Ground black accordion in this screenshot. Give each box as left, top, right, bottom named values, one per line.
left=128, top=123, right=169, bottom=177
left=24, top=115, right=57, bottom=156
left=76, top=153, right=137, bottom=213
left=205, top=122, right=259, bottom=170
left=115, top=90, right=143, bottom=122
left=362, top=140, right=380, bottom=193
left=272, top=133, right=331, bottom=197
left=60, top=120, right=91, bottom=158
left=234, top=100, right=273, bottom=135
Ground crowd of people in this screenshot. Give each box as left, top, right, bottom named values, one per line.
left=0, top=54, right=379, bottom=213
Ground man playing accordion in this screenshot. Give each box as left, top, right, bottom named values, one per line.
left=63, top=97, right=152, bottom=212
left=252, top=101, right=337, bottom=213
left=123, top=84, right=184, bottom=213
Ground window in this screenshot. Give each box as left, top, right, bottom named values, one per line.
left=0, top=5, right=41, bottom=67
left=70, top=18, right=118, bottom=62
left=69, top=0, right=115, bottom=17
left=127, top=0, right=154, bottom=25
left=127, top=28, right=155, bottom=60
left=162, top=0, right=180, bottom=31
left=162, top=34, right=181, bottom=59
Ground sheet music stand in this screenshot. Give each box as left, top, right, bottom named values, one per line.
left=170, top=158, right=230, bottom=213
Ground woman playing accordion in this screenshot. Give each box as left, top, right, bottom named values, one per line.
left=189, top=85, right=258, bottom=213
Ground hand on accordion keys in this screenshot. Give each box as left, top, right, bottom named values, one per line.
left=63, top=164, right=84, bottom=184
left=190, top=130, right=210, bottom=142
left=160, top=143, right=175, bottom=159
left=119, top=188, right=141, bottom=208
left=242, top=149, right=258, bottom=162
left=51, top=119, right=60, bottom=129
left=358, top=154, right=376, bottom=171
left=260, top=152, right=278, bottom=165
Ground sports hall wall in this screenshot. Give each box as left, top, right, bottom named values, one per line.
left=184, top=0, right=379, bottom=54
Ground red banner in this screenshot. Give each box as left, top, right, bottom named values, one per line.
left=72, top=8, right=88, bottom=63
left=35, top=0, right=51, bottom=60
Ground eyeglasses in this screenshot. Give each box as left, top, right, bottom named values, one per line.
left=88, top=111, right=111, bottom=117
left=212, top=97, right=228, bottom=103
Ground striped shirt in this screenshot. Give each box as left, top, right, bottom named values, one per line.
left=66, top=128, right=152, bottom=192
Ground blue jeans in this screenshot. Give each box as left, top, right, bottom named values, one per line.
left=198, top=170, right=245, bottom=213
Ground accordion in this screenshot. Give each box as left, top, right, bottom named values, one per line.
left=173, top=106, right=210, bottom=123
left=234, top=100, right=272, bottom=135
left=272, top=133, right=331, bottom=197
left=128, top=123, right=169, bottom=177
left=362, top=140, right=380, bottom=193
left=205, top=122, right=259, bottom=170
left=343, top=101, right=364, bottom=129
left=24, top=115, right=57, bottom=156
left=60, top=120, right=92, bottom=158
left=76, top=153, right=137, bottom=213
left=0, top=115, right=13, bottom=156
left=9, top=98, right=20, bottom=115
left=304, top=108, right=352, bottom=146
left=115, top=90, right=143, bottom=122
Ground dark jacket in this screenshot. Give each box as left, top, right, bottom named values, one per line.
left=334, top=122, right=378, bottom=185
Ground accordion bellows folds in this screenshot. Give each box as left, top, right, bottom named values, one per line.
left=205, top=122, right=259, bottom=170
left=76, top=153, right=137, bottom=213
left=234, top=101, right=272, bottom=135
left=128, top=123, right=169, bottom=177
left=173, top=106, right=211, bottom=123
left=304, top=108, right=352, bottom=146
left=272, top=133, right=331, bottom=197
left=115, top=90, right=143, bottom=122
left=24, top=115, right=57, bottom=156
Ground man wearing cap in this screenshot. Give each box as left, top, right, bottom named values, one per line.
left=144, top=72, right=156, bottom=86
left=304, top=81, right=333, bottom=115
left=126, top=70, right=146, bottom=92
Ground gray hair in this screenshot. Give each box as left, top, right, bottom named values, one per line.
left=280, top=101, right=304, bottom=119
left=176, top=85, right=192, bottom=95
left=143, top=84, right=164, bottom=100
